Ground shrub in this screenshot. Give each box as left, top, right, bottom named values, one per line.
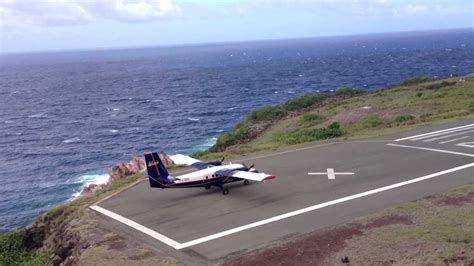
left=335, top=86, right=365, bottom=96
left=424, top=81, right=456, bottom=90
left=395, top=115, right=415, bottom=123
left=273, top=124, right=344, bottom=145
left=211, top=122, right=249, bottom=151
left=328, top=121, right=341, bottom=129
left=249, top=106, right=287, bottom=122
left=417, top=92, right=423, bottom=97
left=400, top=75, right=436, bottom=86
left=0, top=230, right=50, bottom=265
left=301, top=113, right=323, bottom=123
left=282, top=93, right=329, bottom=111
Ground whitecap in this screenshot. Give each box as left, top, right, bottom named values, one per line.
left=112, top=108, right=120, bottom=111
left=298, top=74, right=304, bottom=77
left=274, top=91, right=279, bottom=94
left=187, top=117, right=200, bottom=121
left=109, top=129, right=118, bottom=133
left=63, top=137, right=80, bottom=143
left=215, top=129, right=224, bottom=133
left=227, top=107, right=237, bottom=111
left=28, top=113, right=46, bottom=118
left=71, top=173, right=110, bottom=199
left=4, top=120, right=13, bottom=124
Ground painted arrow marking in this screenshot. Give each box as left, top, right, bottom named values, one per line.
left=308, top=168, right=355, bottom=179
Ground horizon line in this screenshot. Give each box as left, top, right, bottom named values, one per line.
left=1, top=27, right=472, bottom=56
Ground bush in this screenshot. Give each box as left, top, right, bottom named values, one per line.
left=328, top=121, right=341, bottom=129
left=301, top=113, right=323, bottom=123
left=417, top=92, right=423, bottom=97
left=282, top=93, right=329, bottom=111
left=400, top=75, right=436, bottom=86
left=0, top=230, right=50, bottom=266
left=273, top=124, right=344, bottom=145
left=249, top=106, right=287, bottom=122
left=335, top=86, right=365, bottom=96
left=395, top=115, right=415, bottom=123
left=424, top=81, right=456, bottom=90
left=211, top=122, right=249, bottom=151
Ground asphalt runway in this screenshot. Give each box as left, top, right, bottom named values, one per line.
left=91, top=120, right=474, bottom=263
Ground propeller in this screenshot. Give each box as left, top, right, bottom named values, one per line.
left=220, top=156, right=225, bottom=163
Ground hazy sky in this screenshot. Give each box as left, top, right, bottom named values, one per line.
left=0, top=0, right=472, bottom=53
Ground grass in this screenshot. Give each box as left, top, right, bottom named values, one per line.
left=400, top=75, right=436, bottom=86
left=196, top=74, right=474, bottom=159
left=273, top=122, right=344, bottom=145
left=0, top=230, right=50, bottom=266
left=332, top=185, right=474, bottom=264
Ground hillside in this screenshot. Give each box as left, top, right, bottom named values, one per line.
left=193, top=74, right=474, bottom=159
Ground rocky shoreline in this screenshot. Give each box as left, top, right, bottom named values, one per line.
left=81, top=152, right=175, bottom=196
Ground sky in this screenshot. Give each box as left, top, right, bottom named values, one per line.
left=0, top=0, right=473, bottom=53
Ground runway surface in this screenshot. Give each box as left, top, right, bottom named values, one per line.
left=91, top=120, right=474, bottom=263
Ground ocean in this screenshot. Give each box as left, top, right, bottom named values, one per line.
left=0, top=29, right=473, bottom=232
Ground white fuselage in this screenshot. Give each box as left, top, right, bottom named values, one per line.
left=173, top=163, right=245, bottom=183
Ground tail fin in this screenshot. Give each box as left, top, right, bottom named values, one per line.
left=144, top=152, right=170, bottom=188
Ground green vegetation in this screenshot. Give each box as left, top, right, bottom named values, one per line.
left=195, top=74, right=474, bottom=159
left=301, top=113, right=323, bottom=123
left=282, top=93, right=329, bottom=111
left=395, top=114, right=415, bottom=124
left=273, top=122, right=343, bottom=145
left=0, top=230, right=50, bottom=266
left=335, top=86, right=365, bottom=96
left=330, top=184, right=474, bottom=264
left=249, top=105, right=287, bottom=122
left=400, top=75, right=436, bottom=86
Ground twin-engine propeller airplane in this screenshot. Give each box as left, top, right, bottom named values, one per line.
left=144, top=152, right=276, bottom=195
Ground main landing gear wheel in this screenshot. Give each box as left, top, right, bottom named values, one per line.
left=205, top=185, right=211, bottom=190
left=243, top=180, right=250, bottom=186
left=222, top=188, right=229, bottom=195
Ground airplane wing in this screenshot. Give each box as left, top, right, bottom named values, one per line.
left=215, top=168, right=276, bottom=182
left=169, top=154, right=217, bottom=170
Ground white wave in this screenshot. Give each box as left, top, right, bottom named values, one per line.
left=192, top=137, right=218, bottom=151
left=227, top=107, right=237, bottom=111
left=187, top=117, right=200, bottom=121
left=215, top=129, right=224, bottom=133
left=112, top=108, right=120, bottom=111
left=109, top=129, right=118, bottom=133
left=4, top=120, right=13, bottom=124
left=71, top=173, right=110, bottom=199
left=28, top=113, right=46, bottom=118
left=63, top=137, right=80, bottom=143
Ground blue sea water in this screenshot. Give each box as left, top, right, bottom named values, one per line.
left=0, top=29, right=473, bottom=232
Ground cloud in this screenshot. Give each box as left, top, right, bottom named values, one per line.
left=0, top=0, right=181, bottom=28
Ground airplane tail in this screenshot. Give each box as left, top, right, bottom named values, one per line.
left=144, top=152, right=171, bottom=188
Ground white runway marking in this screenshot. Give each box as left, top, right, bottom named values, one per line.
left=90, top=205, right=182, bottom=249
left=457, top=142, right=474, bottom=148
left=387, top=143, right=474, bottom=157
left=91, top=163, right=474, bottom=250
left=308, top=168, right=354, bottom=179
left=439, top=136, right=470, bottom=144
left=422, top=130, right=474, bottom=142
left=394, top=124, right=474, bottom=142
